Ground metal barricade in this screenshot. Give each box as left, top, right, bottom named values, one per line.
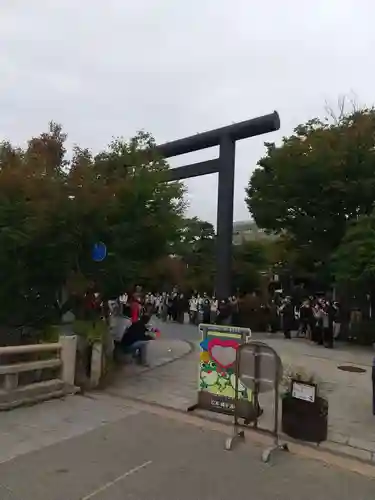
left=225, top=341, right=289, bottom=463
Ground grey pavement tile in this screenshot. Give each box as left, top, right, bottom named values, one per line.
left=0, top=393, right=140, bottom=463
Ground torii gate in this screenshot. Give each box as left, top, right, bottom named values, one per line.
left=156, top=111, right=280, bottom=299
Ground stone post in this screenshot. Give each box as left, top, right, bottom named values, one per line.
left=90, top=342, right=103, bottom=388
left=59, top=335, right=78, bottom=386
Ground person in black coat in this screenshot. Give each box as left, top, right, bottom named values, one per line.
left=217, top=299, right=232, bottom=325
left=299, top=299, right=313, bottom=338
left=117, top=314, right=155, bottom=365
left=281, top=297, right=294, bottom=339
left=202, top=294, right=211, bottom=324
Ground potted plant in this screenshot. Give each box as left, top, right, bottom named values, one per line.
left=281, top=366, right=328, bottom=443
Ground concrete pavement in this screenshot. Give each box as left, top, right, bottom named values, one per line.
left=115, top=337, right=193, bottom=378
left=3, top=318, right=371, bottom=463
left=158, top=314, right=201, bottom=341
left=108, top=320, right=375, bottom=463
left=1, top=318, right=375, bottom=499
left=1, top=325, right=375, bottom=499
left=0, top=335, right=192, bottom=465
left=0, top=406, right=374, bottom=500
left=256, top=334, right=375, bottom=458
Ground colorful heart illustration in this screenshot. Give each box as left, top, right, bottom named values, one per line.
left=200, top=339, right=209, bottom=351
left=208, top=339, right=239, bottom=369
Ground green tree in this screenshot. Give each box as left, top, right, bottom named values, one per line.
left=332, top=213, right=375, bottom=344
left=142, top=217, right=216, bottom=292
left=173, top=217, right=216, bottom=292
left=246, top=107, right=375, bottom=284
left=0, top=123, right=70, bottom=326
left=143, top=255, right=188, bottom=292
left=67, top=131, right=185, bottom=296
left=173, top=217, right=215, bottom=255
left=332, top=212, right=375, bottom=287
left=232, top=240, right=270, bottom=294
left=0, top=124, right=184, bottom=327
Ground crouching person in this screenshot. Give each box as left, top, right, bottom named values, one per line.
left=117, top=314, right=155, bottom=366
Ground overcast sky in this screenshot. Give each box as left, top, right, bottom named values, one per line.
left=0, top=0, right=374, bottom=225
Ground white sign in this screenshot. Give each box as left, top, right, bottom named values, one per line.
left=292, top=381, right=316, bottom=403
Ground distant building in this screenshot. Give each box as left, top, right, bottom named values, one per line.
left=232, top=220, right=276, bottom=245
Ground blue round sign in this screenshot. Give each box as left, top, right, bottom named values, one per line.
left=92, top=242, right=107, bottom=262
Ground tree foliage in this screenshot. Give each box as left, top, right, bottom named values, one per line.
left=174, top=217, right=216, bottom=289
left=232, top=240, right=269, bottom=293
left=246, top=107, right=375, bottom=284
left=332, top=212, right=375, bottom=286
left=0, top=123, right=184, bottom=326
left=146, top=217, right=216, bottom=292
left=146, top=218, right=274, bottom=295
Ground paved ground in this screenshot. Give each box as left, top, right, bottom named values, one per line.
left=1, top=317, right=375, bottom=498
left=116, top=337, right=192, bottom=377
left=0, top=405, right=374, bottom=500
left=0, top=393, right=139, bottom=464
left=109, top=318, right=375, bottom=461
left=159, top=314, right=201, bottom=341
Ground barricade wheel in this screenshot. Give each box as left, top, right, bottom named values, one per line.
left=225, top=437, right=233, bottom=451
left=261, top=449, right=271, bottom=463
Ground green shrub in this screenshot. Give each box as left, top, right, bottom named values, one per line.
left=73, top=319, right=108, bottom=345
left=347, top=319, right=375, bottom=346
left=40, top=325, right=60, bottom=343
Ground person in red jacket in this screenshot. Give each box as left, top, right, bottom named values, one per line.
left=130, top=296, right=142, bottom=323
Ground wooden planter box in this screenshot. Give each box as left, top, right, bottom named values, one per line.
left=281, top=395, right=328, bottom=443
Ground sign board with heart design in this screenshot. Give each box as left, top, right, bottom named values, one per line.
left=208, top=339, right=238, bottom=369
left=194, top=323, right=254, bottom=420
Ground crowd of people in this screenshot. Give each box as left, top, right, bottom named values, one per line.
left=112, top=291, right=240, bottom=326
left=109, top=289, right=343, bottom=355
left=74, top=284, right=346, bottom=373
left=277, top=296, right=341, bottom=349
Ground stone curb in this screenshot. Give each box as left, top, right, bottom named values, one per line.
left=133, top=339, right=195, bottom=376
left=314, top=434, right=375, bottom=464
left=110, top=339, right=195, bottom=382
